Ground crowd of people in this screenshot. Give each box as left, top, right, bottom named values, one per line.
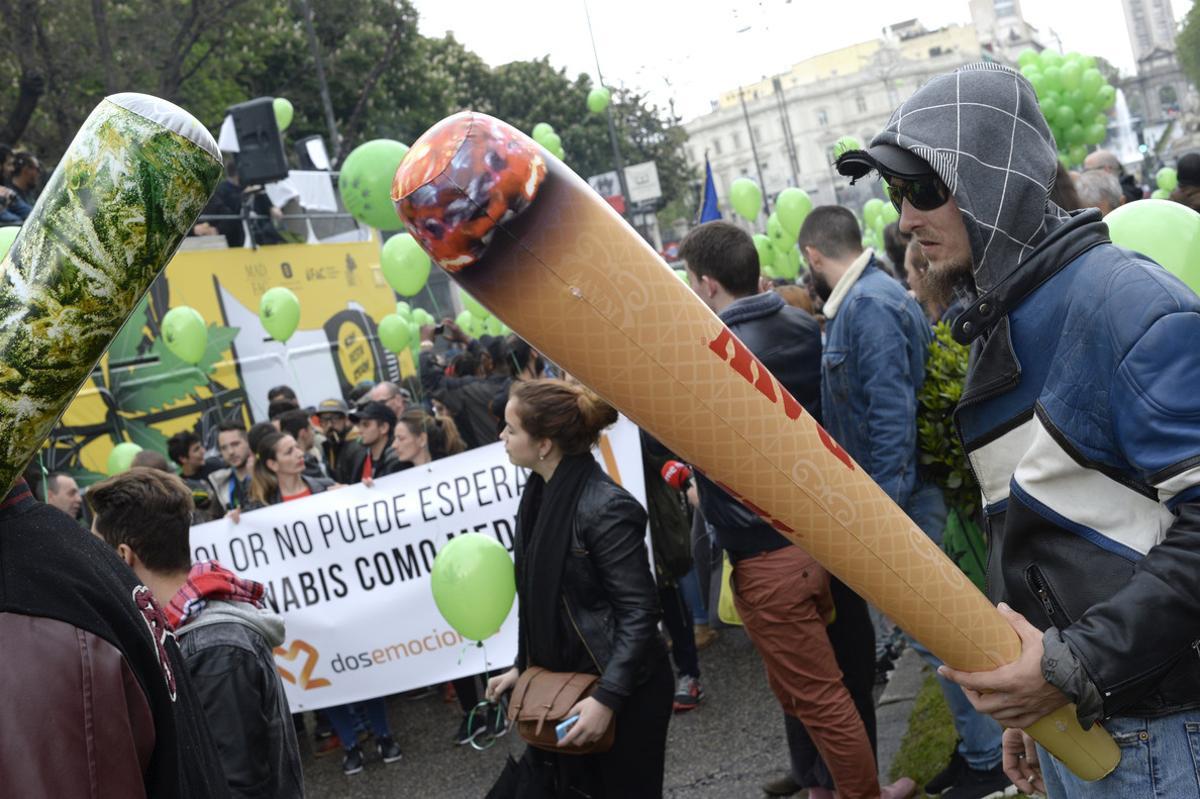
left=4, top=61, right=1200, bottom=799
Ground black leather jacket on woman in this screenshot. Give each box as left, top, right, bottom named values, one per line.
left=516, top=470, right=666, bottom=712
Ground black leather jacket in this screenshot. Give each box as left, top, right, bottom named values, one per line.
left=176, top=603, right=304, bottom=799
left=517, top=470, right=666, bottom=711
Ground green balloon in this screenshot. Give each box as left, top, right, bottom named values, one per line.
left=381, top=232, right=432, bottom=297
left=273, top=97, right=294, bottom=132
left=775, top=246, right=800, bottom=280
left=833, top=135, right=862, bottom=159
left=1066, top=124, right=1086, bottom=146
left=1060, top=62, right=1083, bottom=91
left=484, top=315, right=505, bottom=337
left=408, top=320, right=420, bottom=348
left=1097, top=84, right=1116, bottom=109
left=430, top=533, right=516, bottom=641
left=761, top=262, right=779, bottom=280
left=455, top=309, right=474, bottom=332
left=1041, top=96, right=1060, bottom=125
left=1024, top=70, right=1046, bottom=98
left=1038, top=50, right=1062, bottom=70
left=338, top=139, right=410, bottom=231
left=1151, top=188, right=1171, bottom=200
left=0, top=226, right=18, bottom=260
left=539, top=131, right=562, bottom=152
left=673, top=268, right=689, bottom=283
left=460, top=288, right=491, bottom=320
left=767, top=212, right=788, bottom=248
left=550, top=143, right=566, bottom=161
left=162, top=306, right=208, bottom=365
left=1067, top=144, right=1087, bottom=166
left=412, top=308, right=436, bottom=328
left=1042, top=65, right=1062, bottom=94
left=730, top=178, right=763, bottom=222
left=106, top=442, right=143, bottom=476
left=1085, top=123, right=1107, bottom=146
left=863, top=197, right=885, bottom=228
left=1017, top=48, right=1039, bottom=68
left=1156, top=167, right=1178, bottom=193
left=377, top=314, right=412, bottom=353
left=532, top=123, right=555, bottom=142
left=1081, top=68, right=1104, bottom=98
left=395, top=301, right=412, bottom=320
left=1055, top=104, right=1077, bottom=129
left=1106, top=199, right=1200, bottom=291
left=775, top=188, right=813, bottom=239
left=259, top=287, right=301, bottom=343
left=587, top=87, right=611, bottom=114
left=880, top=201, right=900, bottom=225
left=752, top=233, right=775, bottom=268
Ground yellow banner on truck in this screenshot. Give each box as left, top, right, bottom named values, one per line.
left=47, top=235, right=415, bottom=484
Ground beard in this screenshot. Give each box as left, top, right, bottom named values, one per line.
left=922, top=257, right=974, bottom=309
left=811, top=269, right=834, bottom=303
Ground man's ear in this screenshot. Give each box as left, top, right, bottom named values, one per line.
left=700, top=274, right=720, bottom=299
left=115, top=542, right=137, bottom=569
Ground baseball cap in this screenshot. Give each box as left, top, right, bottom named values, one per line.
left=349, top=400, right=397, bottom=428
left=316, top=397, right=350, bottom=416
left=835, top=144, right=935, bottom=182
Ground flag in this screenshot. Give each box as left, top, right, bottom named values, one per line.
left=699, top=156, right=720, bottom=223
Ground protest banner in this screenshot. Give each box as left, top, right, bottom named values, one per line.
left=189, top=416, right=645, bottom=710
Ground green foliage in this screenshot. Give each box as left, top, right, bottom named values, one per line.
left=1180, top=3, right=1200, bottom=94
left=889, top=675, right=958, bottom=786
left=0, top=0, right=694, bottom=210
left=917, top=322, right=978, bottom=517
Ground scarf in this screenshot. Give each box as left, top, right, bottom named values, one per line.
left=514, top=453, right=599, bottom=671
left=165, top=560, right=265, bottom=630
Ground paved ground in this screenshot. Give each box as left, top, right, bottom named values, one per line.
left=300, top=627, right=924, bottom=798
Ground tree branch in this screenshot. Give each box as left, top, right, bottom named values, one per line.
left=0, top=0, right=46, bottom=145
left=91, top=0, right=118, bottom=93
left=335, top=17, right=407, bottom=164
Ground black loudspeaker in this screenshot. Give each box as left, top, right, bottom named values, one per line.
left=295, top=135, right=331, bottom=171
left=228, top=97, right=289, bottom=184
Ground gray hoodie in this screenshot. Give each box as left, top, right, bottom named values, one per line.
left=871, top=62, right=1071, bottom=295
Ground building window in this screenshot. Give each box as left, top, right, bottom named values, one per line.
left=994, top=0, right=1016, bottom=17
left=733, top=131, right=743, bottom=149
left=855, top=95, right=867, bottom=113
left=817, top=109, right=828, bottom=127
left=712, top=138, right=722, bottom=155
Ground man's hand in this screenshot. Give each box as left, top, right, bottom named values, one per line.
left=938, top=603, right=1069, bottom=728
left=1002, top=727, right=1045, bottom=794
left=557, top=696, right=613, bottom=748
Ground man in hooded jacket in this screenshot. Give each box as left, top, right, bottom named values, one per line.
left=89, top=467, right=304, bottom=799
left=837, top=62, right=1200, bottom=797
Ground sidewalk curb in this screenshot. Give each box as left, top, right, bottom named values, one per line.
left=875, top=648, right=928, bottom=776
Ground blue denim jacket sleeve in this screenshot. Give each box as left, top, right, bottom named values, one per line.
left=844, top=294, right=919, bottom=508
left=9, top=195, right=32, bottom=220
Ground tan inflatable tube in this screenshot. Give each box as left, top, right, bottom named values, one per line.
left=392, top=112, right=1117, bottom=780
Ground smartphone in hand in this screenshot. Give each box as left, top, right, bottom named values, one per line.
left=555, top=714, right=581, bottom=742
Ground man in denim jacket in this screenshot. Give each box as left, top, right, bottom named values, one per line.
left=801, top=206, right=1009, bottom=799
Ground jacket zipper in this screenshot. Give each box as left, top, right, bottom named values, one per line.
left=1026, top=566, right=1065, bottom=628
left=562, top=595, right=603, bottom=673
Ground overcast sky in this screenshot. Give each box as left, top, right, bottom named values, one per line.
left=414, top=0, right=1194, bottom=122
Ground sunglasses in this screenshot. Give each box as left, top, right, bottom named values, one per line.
left=884, top=174, right=950, bottom=213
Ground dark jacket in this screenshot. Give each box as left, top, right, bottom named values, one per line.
left=695, top=290, right=823, bottom=560
left=321, top=433, right=362, bottom=485
left=338, top=441, right=405, bottom=485
left=419, top=349, right=508, bottom=449
left=176, top=602, right=304, bottom=799
left=0, top=481, right=231, bottom=799
left=516, top=470, right=666, bottom=711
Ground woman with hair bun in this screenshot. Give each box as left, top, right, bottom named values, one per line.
left=486, top=380, right=672, bottom=797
